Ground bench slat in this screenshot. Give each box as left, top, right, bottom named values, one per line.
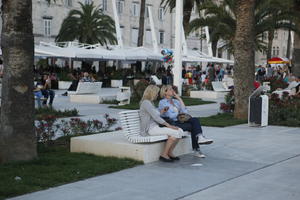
left=119, top=110, right=190, bottom=144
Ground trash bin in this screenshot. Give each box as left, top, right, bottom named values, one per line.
left=248, top=86, right=269, bottom=127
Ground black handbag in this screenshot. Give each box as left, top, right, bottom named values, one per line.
left=177, top=113, right=192, bottom=123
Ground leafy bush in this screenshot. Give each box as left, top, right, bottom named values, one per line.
left=131, top=79, right=150, bottom=102
left=57, top=71, right=73, bottom=81
left=35, top=115, right=60, bottom=146
left=264, top=77, right=288, bottom=92
left=269, top=93, right=300, bottom=127
left=110, top=69, right=123, bottom=79
left=35, top=114, right=119, bottom=145
left=220, top=89, right=235, bottom=113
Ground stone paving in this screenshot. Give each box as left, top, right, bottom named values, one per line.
left=8, top=89, right=300, bottom=200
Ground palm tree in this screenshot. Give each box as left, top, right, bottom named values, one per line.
left=189, top=0, right=298, bottom=59
left=137, top=0, right=146, bottom=47
left=0, top=0, right=37, bottom=163
left=56, top=2, right=117, bottom=45
left=258, top=0, right=298, bottom=60
left=233, top=0, right=256, bottom=119
left=161, top=0, right=204, bottom=34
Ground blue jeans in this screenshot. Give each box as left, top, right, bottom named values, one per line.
left=41, top=89, right=55, bottom=105
left=175, top=117, right=203, bottom=150
left=34, top=91, right=43, bottom=108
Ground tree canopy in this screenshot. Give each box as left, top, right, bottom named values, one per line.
left=56, top=2, right=117, bottom=45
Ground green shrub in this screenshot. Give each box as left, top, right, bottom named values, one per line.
left=110, top=69, right=123, bottom=79
left=131, top=79, right=150, bottom=102
left=57, top=71, right=73, bottom=81
left=265, top=77, right=289, bottom=92
left=269, top=93, right=300, bottom=127
left=220, top=89, right=235, bottom=113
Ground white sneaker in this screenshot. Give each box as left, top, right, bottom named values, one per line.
left=198, top=135, right=213, bottom=145
left=193, top=150, right=206, bottom=158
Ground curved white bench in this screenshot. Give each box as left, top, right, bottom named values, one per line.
left=119, top=110, right=189, bottom=143
left=69, top=82, right=104, bottom=104
left=71, top=110, right=192, bottom=163
left=68, top=81, right=102, bottom=95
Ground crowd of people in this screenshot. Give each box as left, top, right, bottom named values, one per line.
left=255, top=64, right=300, bottom=95
left=155, top=63, right=232, bottom=90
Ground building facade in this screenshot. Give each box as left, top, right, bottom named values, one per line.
left=0, top=0, right=292, bottom=65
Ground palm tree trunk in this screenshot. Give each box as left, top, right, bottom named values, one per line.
left=0, top=0, right=36, bottom=163
left=267, top=30, right=274, bottom=60
left=212, top=39, right=218, bottom=57
left=293, top=21, right=300, bottom=77
left=137, top=0, right=146, bottom=47
left=233, top=0, right=255, bottom=119
left=286, top=28, right=291, bottom=59
left=183, top=1, right=194, bottom=34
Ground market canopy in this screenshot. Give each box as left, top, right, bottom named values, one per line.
left=32, top=42, right=234, bottom=64
left=268, top=57, right=290, bottom=64
left=34, top=42, right=163, bottom=61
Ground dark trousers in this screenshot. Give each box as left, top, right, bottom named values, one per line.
left=175, top=117, right=203, bottom=150
left=68, top=80, right=79, bottom=91
left=41, top=89, right=55, bottom=105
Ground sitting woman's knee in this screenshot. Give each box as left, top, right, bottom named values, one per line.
left=168, top=136, right=179, bottom=141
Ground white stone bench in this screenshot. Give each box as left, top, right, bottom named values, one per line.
left=68, top=81, right=102, bottom=95
left=70, top=131, right=191, bottom=163
left=212, top=81, right=231, bottom=92
left=272, top=81, right=298, bottom=98
left=116, top=87, right=131, bottom=105
left=70, top=110, right=192, bottom=163
left=190, top=90, right=228, bottom=99
left=69, top=82, right=104, bottom=104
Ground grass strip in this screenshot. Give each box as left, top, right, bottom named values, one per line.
left=200, top=113, right=247, bottom=127
left=0, top=146, right=141, bottom=200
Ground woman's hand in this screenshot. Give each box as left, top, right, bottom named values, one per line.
left=160, top=106, right=169, bottom=114
left=167, top=124, right=179, bottom=130
left=173, top=91, right=180, bottom=99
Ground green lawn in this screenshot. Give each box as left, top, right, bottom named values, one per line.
left=109, top=97, right=215, bottom=110
left=0, top=145, right=142, bottom=200
left=200, top=113, right=248, bottom=127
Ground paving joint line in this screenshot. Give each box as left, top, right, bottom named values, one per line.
left=175, top=153, right=300, bottom=200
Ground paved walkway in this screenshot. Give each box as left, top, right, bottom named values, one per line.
left=9, top=90, right=300, bottom=200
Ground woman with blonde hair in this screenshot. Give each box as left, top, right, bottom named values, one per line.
left=159, top=85, right=213, bottom=158
left=140, top=85, right=183, bottom=162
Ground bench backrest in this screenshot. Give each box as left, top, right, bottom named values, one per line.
left=119, top=110, right=141, bottom=139
left=212, top=81, right=230, bottom=92
left=75, top=82, right=102, bottom=94
left=150, top=75, right=162, bottom=85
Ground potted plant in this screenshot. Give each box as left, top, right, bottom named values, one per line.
left=111, top=70, right=123, bottom=88
left=57, top=71, right=72, bottom=90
